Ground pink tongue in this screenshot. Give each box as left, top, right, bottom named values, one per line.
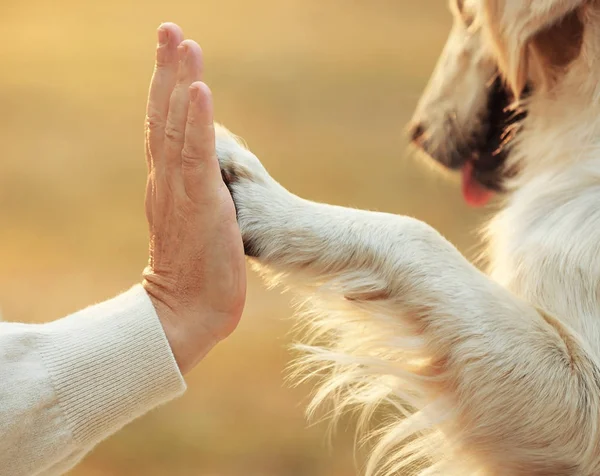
left=461, top=162, right=494, bottom=207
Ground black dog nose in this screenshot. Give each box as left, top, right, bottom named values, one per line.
left=410, top=123, right=425, bottom=143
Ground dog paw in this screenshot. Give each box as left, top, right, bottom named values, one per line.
left=215, top=125, right=268, bottom=188
left=215, top=124, right=285, bottom=257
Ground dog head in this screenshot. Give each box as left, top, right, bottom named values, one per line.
left=410, top=0, right=586, bottom=206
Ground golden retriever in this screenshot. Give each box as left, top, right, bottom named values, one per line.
left=214, top=0, right=600, bottom=474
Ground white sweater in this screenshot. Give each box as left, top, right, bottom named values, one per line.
left=0, top=285, right=187, bottom=476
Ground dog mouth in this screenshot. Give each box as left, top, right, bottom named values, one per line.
left=412, top=77, right=528, bottom=207
left=460, top=77, right=527, bottom=206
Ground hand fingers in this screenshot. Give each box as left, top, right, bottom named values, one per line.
left=163, top=40, right=204, bottom=179
left=181, top=81, right=220, bottom=200
left=145, top=22, right=184, bottom=171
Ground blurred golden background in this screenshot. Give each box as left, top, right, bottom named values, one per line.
left=0, top=1, right=488, bottom=475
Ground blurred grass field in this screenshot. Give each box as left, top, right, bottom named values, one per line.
left=0, top=1, right=489, bottom=475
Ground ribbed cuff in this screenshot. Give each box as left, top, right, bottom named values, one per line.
left=36, top=285, right=186, bottom=446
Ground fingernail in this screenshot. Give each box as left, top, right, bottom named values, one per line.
left=189, top=86, right=199, bottom=102
left=157, top=25, right=169, bottom=46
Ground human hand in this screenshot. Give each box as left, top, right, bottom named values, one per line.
left=142, top=23, right=246, bottom=375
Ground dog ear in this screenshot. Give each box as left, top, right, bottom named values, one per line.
left=482, top=0, right=586, bottom=97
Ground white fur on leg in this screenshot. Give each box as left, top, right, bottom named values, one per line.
left=215, top=124, right=600, bottom=475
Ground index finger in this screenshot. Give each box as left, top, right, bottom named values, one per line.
left=180, top=82, right=220, bottom=199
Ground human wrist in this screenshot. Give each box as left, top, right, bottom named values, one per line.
left=146, top=292, right=219, bottom=375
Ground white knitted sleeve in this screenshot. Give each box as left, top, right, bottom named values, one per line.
left=0, top=285, right=186, bottom=476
